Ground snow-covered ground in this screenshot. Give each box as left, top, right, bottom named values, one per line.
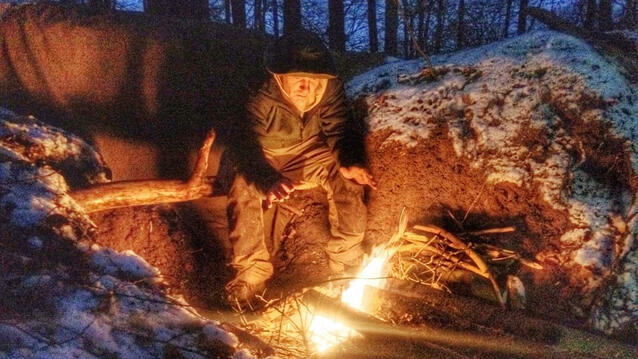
left=0, top=111, right=250, bottom=358
left=348, top=31, right=637, bottom=334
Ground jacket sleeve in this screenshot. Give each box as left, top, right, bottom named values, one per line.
left=320, top=79, right=366, bottom=168
left=228, top=97, right=283, bottom=193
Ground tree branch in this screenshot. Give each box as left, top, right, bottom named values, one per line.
left=70, top=130, right=216, bottom=213
left=526, top=7, right=638, bottom=83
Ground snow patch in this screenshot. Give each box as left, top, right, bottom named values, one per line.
left=0, top=110, right=244, bottom=358
left=90, top=244, right=160, bottom=279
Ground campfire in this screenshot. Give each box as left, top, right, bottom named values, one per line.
left=233, top=206, right=546, bottom=357
left=307, top=242, right=397, bottom=352
left=304, top=209, right=407, bottom=353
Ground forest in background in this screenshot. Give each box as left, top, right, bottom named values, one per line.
left=19, top=0, right=636, bottom=57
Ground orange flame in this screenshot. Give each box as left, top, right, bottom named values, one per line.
left=308, top=244, right=396, bottom=352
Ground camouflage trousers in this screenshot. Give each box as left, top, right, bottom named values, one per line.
left=226, top=141, right=366, bottom=285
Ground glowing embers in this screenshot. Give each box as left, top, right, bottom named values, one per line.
left=308, top=313, right=358, bottom=353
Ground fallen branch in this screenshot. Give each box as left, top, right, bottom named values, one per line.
left=70, top=131, right=216, bottom=213
left=526, top=7, right=638, bottom=83
left=368, top=282, right=563, bottom=346
left=408, top=225, right=506, bottom=306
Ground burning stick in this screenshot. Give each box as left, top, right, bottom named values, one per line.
left=303, top=288, right=556, bottom=357
left=70, top=131, right=216, bottom=213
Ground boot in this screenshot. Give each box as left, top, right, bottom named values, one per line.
left=224, top=279, right=266, bottom=311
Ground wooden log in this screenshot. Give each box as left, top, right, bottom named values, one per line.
left=365, top=282, right=634, bottom=358
left=303, top=288, right=557, bottom=358
left=70, top=131, right=216, bottom=213
left=368, top=282, right=563, bottom=346
left=70, top=179, right=215, bottom=213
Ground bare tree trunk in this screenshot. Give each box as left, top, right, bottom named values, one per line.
left=503, top=0, right=513, bottom=37
left=329, top=0, right=346, bottom=52
left=423, top=0, right=434, bottom=51
left=584, top=0, right=597, bottom=31
left=368, top=0, right=378, bottom=52
left=145, top=0, right=209, bottom=20
left=261, top=0, right=267, bottom=31
left=283, top=0, right=301, bottom=35
left=254, top=0, right=263, bottom=31
left=402, top=0, right=410, bottom=57
left=409, top=2, right=416, bottom=57
left=456, top=0, right=465, bottom=49
left=417, top=0, right=424, bottom=46
left=225, top=0, right=232, bottom=23
left=70, top=132, right=216, bottom=213
left=231, top=0, right=246, bottom=27
left=599, top=0, right=613, bottom=31
left=88, top=0, right=112, bottom=12
left=433, top=0, right=444, bottom=52
left=620, top=0, right=637, bottom=28
left=273, top=0, right=280, bottom=36
left=385, top=0, right=398, bottom=55
left=517, top=0, right=528, bottom=34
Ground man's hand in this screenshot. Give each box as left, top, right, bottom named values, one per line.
left=264, top=177, right=296, bottom=209
left=339, top=166, right=377, bottom=190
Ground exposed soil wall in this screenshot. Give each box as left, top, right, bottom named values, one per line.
left=362, top=131, right=579, bottom=322
left=0, top=3, right=267, bottom=180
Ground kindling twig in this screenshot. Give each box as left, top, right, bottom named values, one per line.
left=413, top=225, right=489, bottom=274
left=396, top=224, right=507, bottom=307
left=467, top=227, right=516, bottom=235
left=462, top=182, right=487, bottom=223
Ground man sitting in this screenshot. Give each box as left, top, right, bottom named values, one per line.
left=225, top=31, right=376, bottom=306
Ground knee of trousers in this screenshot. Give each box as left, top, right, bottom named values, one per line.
left=326, top=173, right=367, bottom=237
left=325, top=237, right=364, bottom=265
left=226, top=175, right=270, bottom=265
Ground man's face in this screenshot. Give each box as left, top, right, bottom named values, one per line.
left=280, top=75, right=324, bottom=112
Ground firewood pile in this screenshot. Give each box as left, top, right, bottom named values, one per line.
left=390, top=222, right=543, bottom=309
